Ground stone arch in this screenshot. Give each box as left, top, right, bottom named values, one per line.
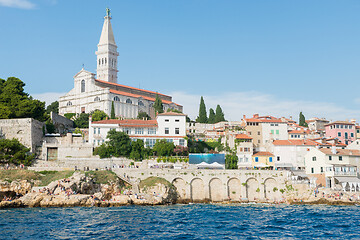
left=114, top=96, right=120, bottom=102
left=264, top=178, right=278, bottom=201
left=138, top=100, right=144, bottom=106
left=172, top=178, right=188, bottom=201
left=126, top=98, right=132, bottom=104
left=209, top=178, right=223, bottom=202
left=227, top=178, right=241, bottom=201
left=190, top=178, right=205, bottom=202
left=81, top=80, right=85, bottom=93
left=246, top=178, right=259, bottom=201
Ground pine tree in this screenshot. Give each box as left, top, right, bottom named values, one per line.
left=215, top=104, right=225, bottom=123
left=196, top=96, right=207, bottom=123
left=208, top=108, right=215, bottom=124
left=110, top=101, right=115, bottom=119
left=299, top=112, right=308, bottom=127
left=153, top=94, right=164, bottom=114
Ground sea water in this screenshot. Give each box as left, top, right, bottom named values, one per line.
left=0, top=204, right=359, bottom=239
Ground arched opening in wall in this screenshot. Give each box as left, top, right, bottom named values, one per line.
left=114, top=96, right=120, bottom=102
left=94, top=97, right=100, bottom=102
left=209, top=178, right=223, bottom=202
left=172, top=178, right=188, bottom=201
left=81, top=80, right=85, bottom=93
left=102, top=58, right=104, bottom=65
left=98, top=59, right=101, bottom=66
left=227, top=178, right=241, bottom=201
left=138, top=101, right=144, bottom=106
left=264, top=178, right=278, bottom=201
left=105, top=58, right=107, bottom=65
left=190, top=178, right=205, bottom=202
left=126, top=99, right=132, bottom=104
left=66, top=101, right=72, bottom=106
left=246, top=178, right=259, bottom=201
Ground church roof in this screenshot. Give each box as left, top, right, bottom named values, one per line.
left=98, top=15, right=116, bottom=46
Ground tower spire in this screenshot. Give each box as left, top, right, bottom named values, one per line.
left=95, top=8, right=119, bottom=83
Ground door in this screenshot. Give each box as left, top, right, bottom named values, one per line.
left=47, top=148, right=58, bottom=161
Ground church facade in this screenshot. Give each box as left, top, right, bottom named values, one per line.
left=59, top=10, right=182, bottom=119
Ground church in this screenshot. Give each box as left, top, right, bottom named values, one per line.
left=59, top=9, right=183, bottom=119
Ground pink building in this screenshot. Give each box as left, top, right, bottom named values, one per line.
left=324, top=121, right=356, bottom=145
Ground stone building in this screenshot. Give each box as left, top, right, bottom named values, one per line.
left=59, top=9, right=182, bottom=119
left=0, top=118, right=44, bottom=152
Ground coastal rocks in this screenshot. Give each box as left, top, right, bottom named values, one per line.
left=0, top=199, right=23, bottom=208
left=20, top=192, right=45, bottom=207
left=0, top=180, right=32, bottom=197
left=139, top=177, right=178, bottom=204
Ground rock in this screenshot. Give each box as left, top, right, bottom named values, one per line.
left=109, top=195, right=130, bottom=205
left=0, top=199, right=23, bottom=208
left=93, top=192, right=103, bottom=200
left=20, top=192, right=45, bottom=207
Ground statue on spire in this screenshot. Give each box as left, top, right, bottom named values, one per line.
left=106, top=7, right=111, bottom=17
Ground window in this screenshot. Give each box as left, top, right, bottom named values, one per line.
left=148, top=128, right=156, bottom=135
left=93, top=128, right=96, bottom=134
left=258, top=131, right=260, bottom=135
left=255, top=157, right=259, bottom=162
left=94, top=97, right=100, bottom=102
left=271, top=130, right=274, bottom=135
left=114, top=96, right=120, bottom=102
left=97, top=128, right=100, bottom=134
left=329, top=156, right=332, bottom=160
left=81, top=107, right=85, bottom=113
left=138, top=101, right=144, bottom=106
left=338, top=132, right=341, bottom=137
left=175, top=128, right=180, bottom=134
left=351, top=133, right=354, bottom=138
left=165, top=128, right=169, bottom=134
left=145, top=139, right=156, bottom=148
left=345, top=125, right=348, bottom=129
left=166, top=139, right=173, bottom=143
left=248, top=132, right=251, bottom=135
left=269, top=157, right=273, bottom=162
left=276, top=130, right=279, bottom=135
left=175, top=119, right=180, bottom=122
left=339, top=156, right=343, bottom=161
left=165, top=119, right=169, bottom=122
left=126, top=99, right=132, bottom=104
left=258, top=140, right=260, bottom=144
left=81, top=80, right=85, bottom=93
left=123, top=128, right=131, bottom=134
left=135, top=128, right=144, bottom=134
left=179, top=139, right=185, bottom=146
left=357, top=130, right=360, bottom=134
left=277, top=156, right=280, bottom=161
left=321, top=167, right=323, bottom=173
left=312, top=156, right=316, bottom=161
left=311, top=168, right=314, bottom=173
left=66, top=101, right=72, bottom=106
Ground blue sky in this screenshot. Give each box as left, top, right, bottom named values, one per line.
left=2, top=0, right=360, bottom=121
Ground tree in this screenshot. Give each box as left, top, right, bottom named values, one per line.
left=93, top=144, right=112, bottom=159
left=196, top=96, right=207, bottom=123
left=215, top=104, right=225, bottom=123
left=208, top=108, right=215, bottom=124
left=106, top=129, right=132, bottom=157
left=130, top=139, right=145, bottom=161
left=153, top=139, right=175, bottom=156
left=137, top=111, right=151, bottom=120
left=153, top=94, right=164, bottom=114
left=299, top=112, right=308, bottom=127
left=0, top=77, right=46, bottom=121
left=225, top=154, right=238, bottom=169
left=74, top=113, right=90, bottom=128
left=46, top=119, right=55, bottom=134
left=46, top=101, right=59, bottom=114
left=91, top=110, right=108, bottom=122
left=110, top=101, right=115, bottom=119
left=64, top=113, right=76, bottom=120
left=0, top=138, right=35, bottom=166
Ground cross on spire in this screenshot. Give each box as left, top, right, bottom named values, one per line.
left=106, top=7, right=111, bottom=17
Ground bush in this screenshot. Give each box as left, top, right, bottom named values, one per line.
left=0, top=138, right=35, bottom=166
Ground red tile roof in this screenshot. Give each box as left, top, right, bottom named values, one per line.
left=273, top=140, right=319, bottom=146
left=325, top=121, right=355, bottom=126
left=253, top=151, right=274, bottom=157
left=319, top=148, right=360, bottom=156
left=158, top=112, right=186, bottom=116
left=235, top=134, right=252, bottom=139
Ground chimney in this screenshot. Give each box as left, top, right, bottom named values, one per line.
left=253, top=114, right=259, bottom=118
left=243, top=115, right=246, bottom=119
left=289, top=116, right=292, bottom=120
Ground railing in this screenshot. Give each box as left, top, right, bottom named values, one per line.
left=333, top=171, right=357, bottom=176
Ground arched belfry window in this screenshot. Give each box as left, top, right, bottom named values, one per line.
left=67, top=101, right=72, bottom=106
left=114, top=96, right=120, bottom=102
left=94, top=97, right=100, bottom=102
left=138, top=101, right=144, bottom=106
left=81, top=80, right=85, bottom=93
left=126, top=99, right=132, bottom=104
left=98, top=59, right=101, bottom=66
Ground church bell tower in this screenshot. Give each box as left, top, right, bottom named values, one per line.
left=96, top=8, right=119, bottom=83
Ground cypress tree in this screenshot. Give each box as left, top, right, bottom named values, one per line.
left=299, top=112, right=308, bottom=127
left=110, top=101, right=115, bottom=119
left=208, top=108, right=215, bottom=124
left=215, top=104, right=225, bottom=123
left=196, top=96, right=207, bottom=123
left=153, top=93, right=164, bottom=114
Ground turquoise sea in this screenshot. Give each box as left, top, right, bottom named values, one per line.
left=0, top=204, right=359, bottom=239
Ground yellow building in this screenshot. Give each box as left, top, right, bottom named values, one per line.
left=252, top=152, right=275, bottom=169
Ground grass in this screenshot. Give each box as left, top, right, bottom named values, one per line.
left=85, top=170, right=119, bottom=184
left=139, top=176, right=172, bottom=189
left=0, top=170, right=121, bottom=186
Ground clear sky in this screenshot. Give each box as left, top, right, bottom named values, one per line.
left=2, top=0, right=360, bottom=121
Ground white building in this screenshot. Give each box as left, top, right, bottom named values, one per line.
left=89, top=112, right=187, bottom=148
left=59, top=9, right=182, bottom=119
left=304, top=147, right=360, bottom=190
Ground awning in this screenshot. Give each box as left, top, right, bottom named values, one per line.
left=255, top=163, right=271, bottom=168
left=335, top=177, right=360, bottom=183
left=275, top=163, right=293, bottom=168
